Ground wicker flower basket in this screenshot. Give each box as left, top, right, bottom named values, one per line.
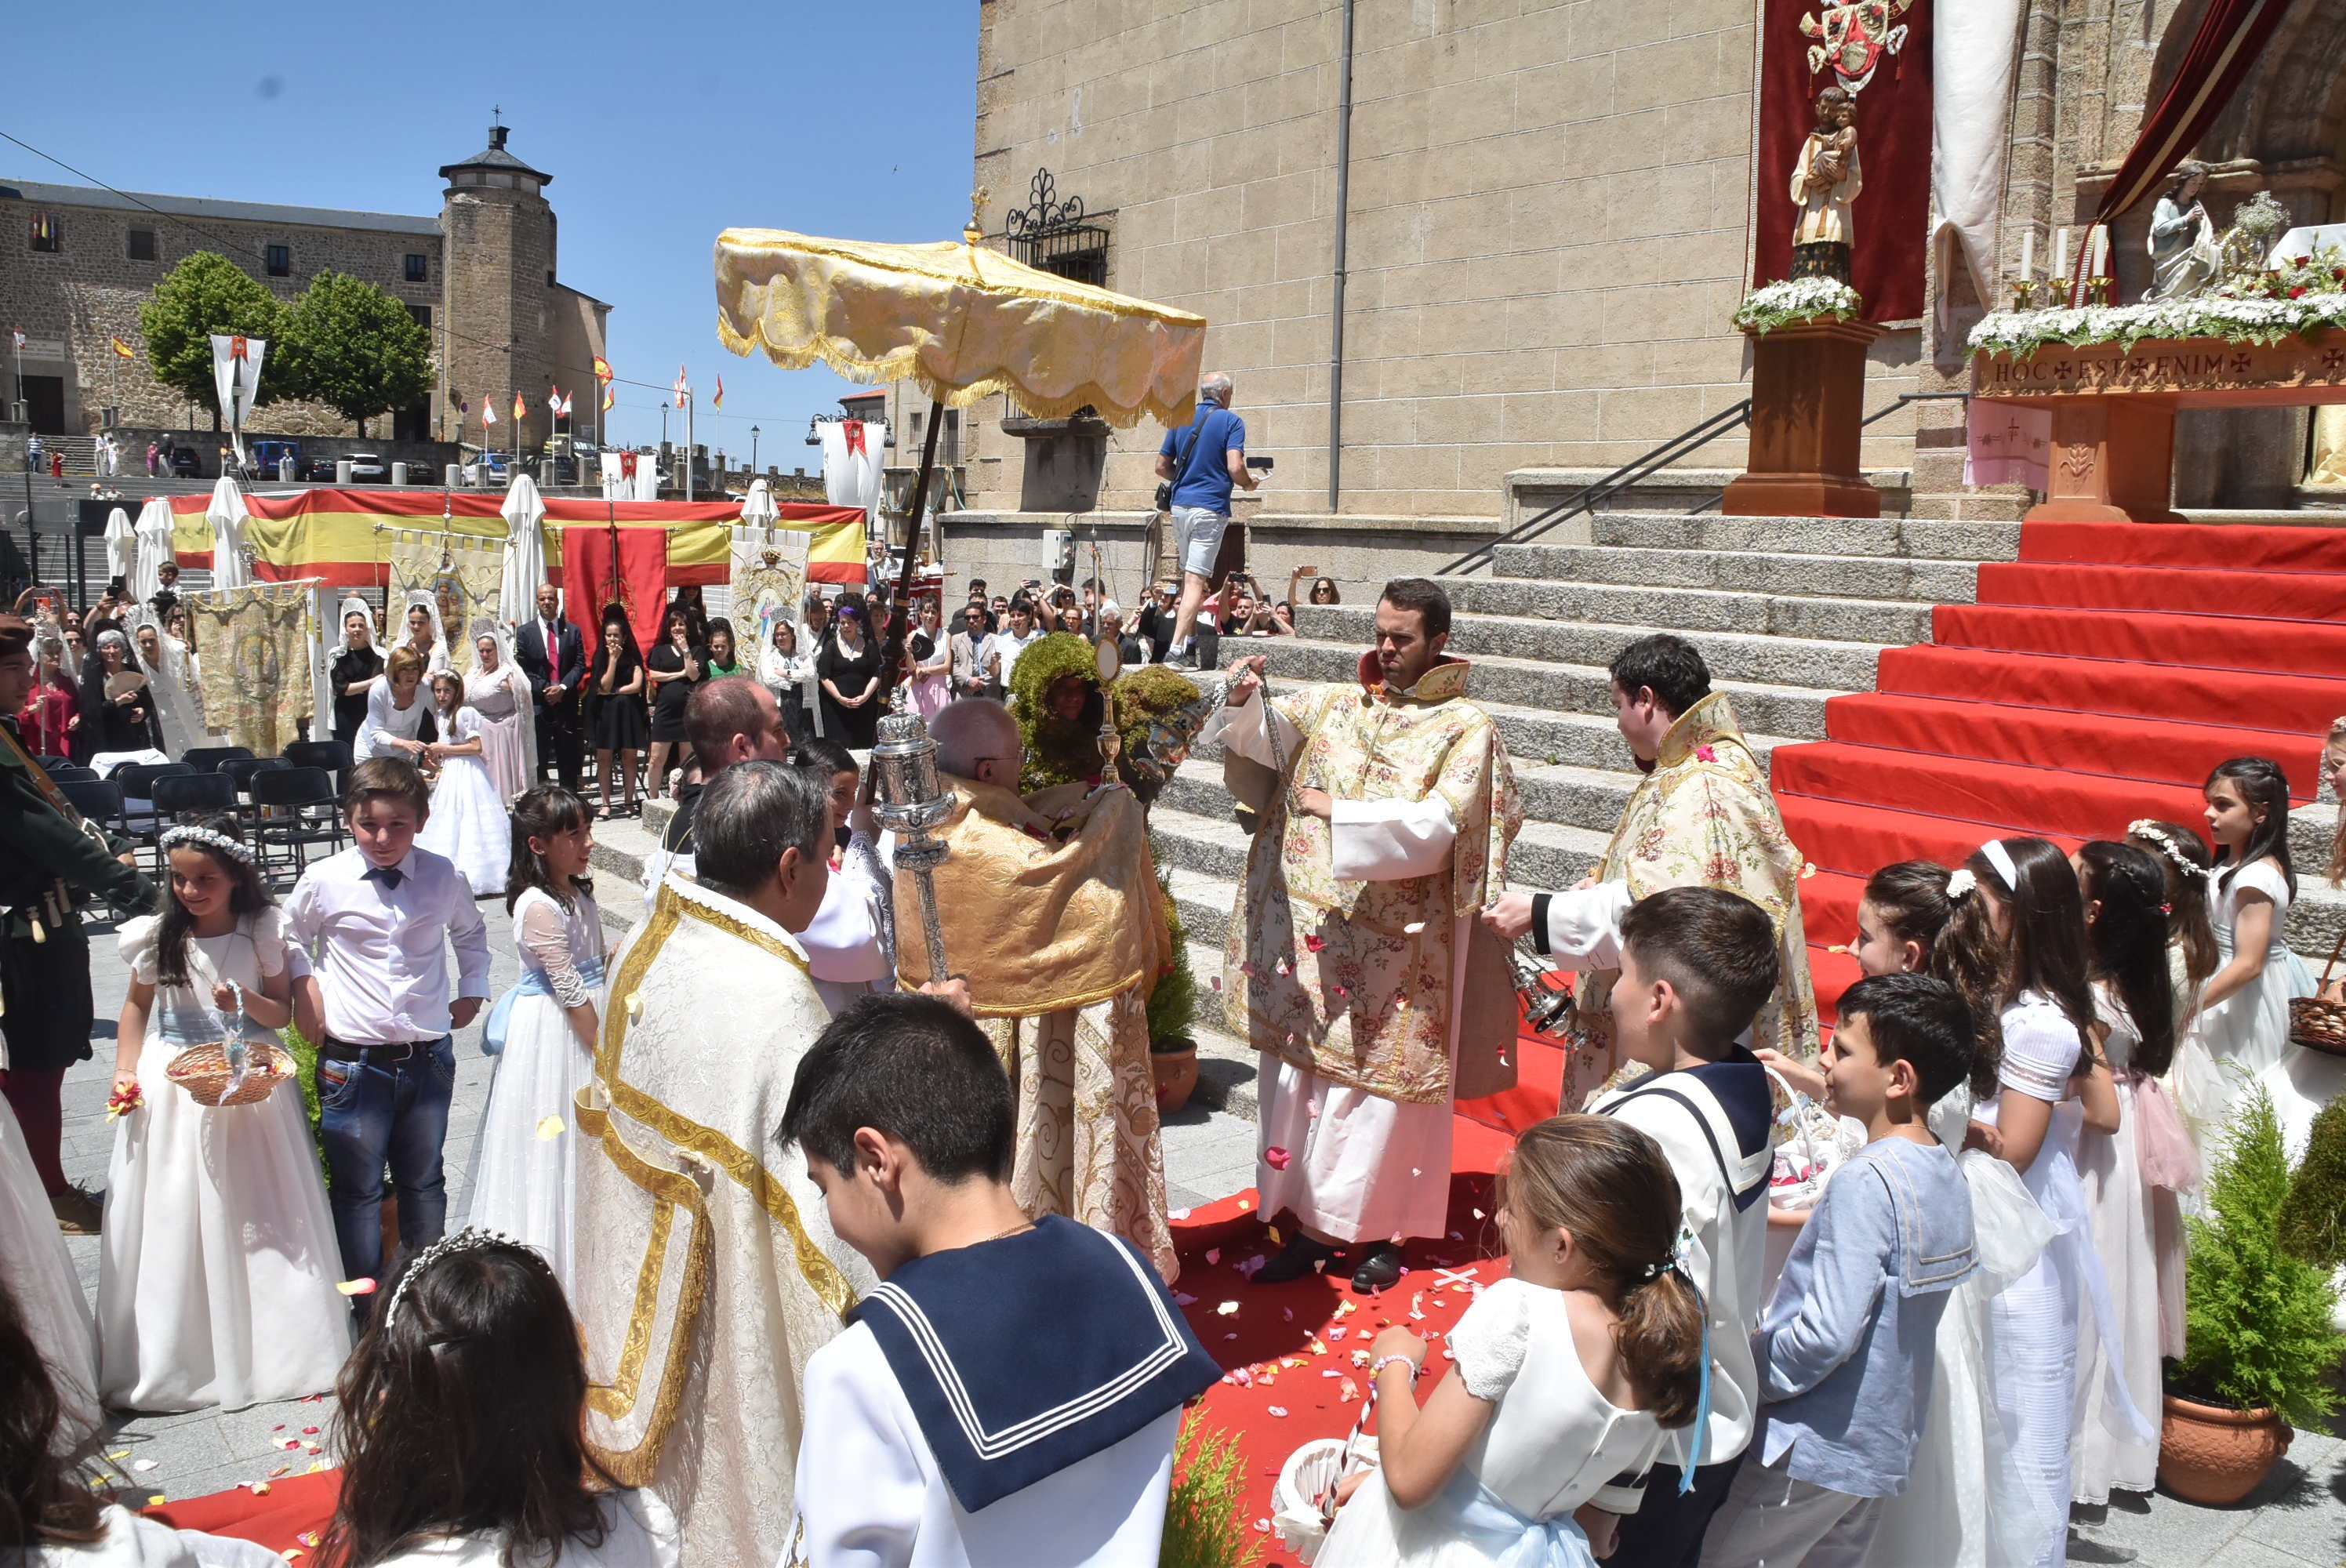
left=2287, top=927, right=2346, bottom=1059
left=165, top=1041, right=296, bottom=1108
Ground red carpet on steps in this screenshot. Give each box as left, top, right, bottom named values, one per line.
left=1776, top=517, right=2346, bottom=1020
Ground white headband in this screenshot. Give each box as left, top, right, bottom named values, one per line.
left=159, top=824, right=256, bottom=865
left=1978, top=838, right=2019, bottom=890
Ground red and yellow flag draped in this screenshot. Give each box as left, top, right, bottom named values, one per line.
left=163, top=489, right=866, bottom=587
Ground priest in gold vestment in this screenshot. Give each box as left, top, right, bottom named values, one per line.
left=1484, top=633, right=1818, bottom=1109
left=1208, top=579, right=1521, bottom=1293
left=572, top=760, right=874, bottom=1568
left=898, top=699, right=1176, bottom=1280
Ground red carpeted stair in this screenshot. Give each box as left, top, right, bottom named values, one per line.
left=1772, top=517, right=2346, bottom=1021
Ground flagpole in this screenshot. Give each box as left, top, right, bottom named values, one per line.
left=685, top=391, right=695, bottom=503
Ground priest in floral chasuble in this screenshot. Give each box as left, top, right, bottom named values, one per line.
left=572, top=762, right=874, bottom=1568
left=1206, top=580, right=1522, bottom=1293
left=1484, top=634, right=1819, bottom=1112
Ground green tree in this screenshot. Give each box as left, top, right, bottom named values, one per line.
left=137, top=252, right=287, bottom=430
left=278, top=270, right=435, bottom=437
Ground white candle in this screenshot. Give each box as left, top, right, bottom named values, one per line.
left=2093, top=223, right=2110, bottom=278
left=2021, top=230, right=2036, bottom=280
left=2054, top=227, right=2070, bottom=279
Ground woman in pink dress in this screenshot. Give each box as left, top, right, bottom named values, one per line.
left=906, top=597, right=950, bottom=722
left=465, top=626, right=537, bottom=800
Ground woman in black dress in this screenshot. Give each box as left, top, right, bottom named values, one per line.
left=670, top=584, right=711, bottom=650
left=815, top=601, right=884, bottom=749
left=643, top=605, right=699, bottom=801
left=586, top=604, right=648, bottom=818
left=329, top=597, right=385, bottom=748
left=81, top=625, right=162, bottom=757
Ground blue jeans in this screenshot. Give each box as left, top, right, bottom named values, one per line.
left=317, top=1036, right=456, bottom=1284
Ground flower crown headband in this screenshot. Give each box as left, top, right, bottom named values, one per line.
left=385, top=1226, right=547, bottom=1327
left=158, top=823, right=256, bottom=866
left=2126, top=818, right=2213, bottom=881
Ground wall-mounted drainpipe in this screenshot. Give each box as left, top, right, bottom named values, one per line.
left=1327, top=0, right=1356, bottom=514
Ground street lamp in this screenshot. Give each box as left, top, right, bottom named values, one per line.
left=751, top=425, right=761, bottom=474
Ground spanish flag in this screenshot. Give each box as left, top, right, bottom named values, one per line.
left=109, top=336, right=135, bottom=359
left=601, top=383, right=616, bottom=412
left=711, top=376, right=724, bottom=412
left=513, top=390, right=528, bottom=421
left=591, top=356, right=613, bottom=383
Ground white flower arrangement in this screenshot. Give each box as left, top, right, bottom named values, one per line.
left=1970, top=248, right=2346, bottom=359
left=1944, top=868, right=1977, bottom=902
left=1734, top=278, right=1865, bottom=336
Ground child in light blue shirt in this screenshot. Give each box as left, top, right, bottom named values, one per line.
left=1700, top=973, right=1978, bottom=1568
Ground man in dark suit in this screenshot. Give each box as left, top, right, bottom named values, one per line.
left=516, top=582, right=585, bottom=792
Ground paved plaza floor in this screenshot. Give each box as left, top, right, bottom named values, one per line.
left=42, top=900, right=2346, bottom=1564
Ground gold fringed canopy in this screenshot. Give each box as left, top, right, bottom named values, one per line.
left=713, top=227, right=1207, bottom=428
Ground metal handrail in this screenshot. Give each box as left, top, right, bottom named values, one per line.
left=1436, top=399, right=1754, bottom=575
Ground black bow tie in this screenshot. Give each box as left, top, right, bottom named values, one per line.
left=365, top=865, right=405, bottom=891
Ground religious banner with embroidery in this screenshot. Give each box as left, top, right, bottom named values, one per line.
left=1749, top=0, right=1932, bottom=321
left=728, top=526, right=810, bottom=664
left=562, top=523, right=670, bottom=666
left=388, top=531, right=502, bottom=674
left=181, top=581, right=316, bottom=755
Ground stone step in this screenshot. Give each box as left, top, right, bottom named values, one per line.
left=1436, top=573, right=1937, bottom=646
left=1244, top=637, right=1837, bottom=741
left=1577, top=514, right=2022, bottom=562
left=1297, top=605, right=1887, bottom=692
left=1491, top=543, right=1981, bottom=605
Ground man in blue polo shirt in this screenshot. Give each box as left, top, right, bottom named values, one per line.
left=1153, top=371, right=1258, bottom=670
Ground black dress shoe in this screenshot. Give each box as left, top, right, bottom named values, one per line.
left=1253, top=1232, right=1338, bottom=1284
left=1350, top=1240, right=1405, bottom=1292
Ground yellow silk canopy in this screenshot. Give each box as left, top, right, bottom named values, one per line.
left=713, top=227, right=1206, bottom=429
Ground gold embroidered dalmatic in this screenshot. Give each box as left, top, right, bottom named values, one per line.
left=893, top=778, right=1175, bottom=1279
left=573, top=875, right=874, bottom=1568
left=1225, top=657, right=1523, bottom=1105
left=1564, top=691, right=1821, bottom=1106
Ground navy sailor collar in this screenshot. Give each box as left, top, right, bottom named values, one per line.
left=849, top=1214, right=1222, bottom=1512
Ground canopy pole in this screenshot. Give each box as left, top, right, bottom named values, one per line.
left=880, top=396, right=945, bottom=706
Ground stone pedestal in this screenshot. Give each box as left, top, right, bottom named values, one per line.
left=1721, top=318, right=1883, bottom=520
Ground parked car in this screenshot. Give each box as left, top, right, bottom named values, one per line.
left=250, top=439, right=302, bottom=477
left=306, top=457, right=340, bottom=482
left=345, top=453, right=388, bottom=481
left=165, top=447, right=201, bottom=478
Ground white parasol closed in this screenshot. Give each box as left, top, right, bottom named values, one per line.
left=499, top=474, right=547, bottom=624
left=131, top=498, right=177, bottom=604
left=741, top=476, right=778, bottom=529
left=103, top=507, right=135, bottom=586
left=205, top=477, right=252, bottom=590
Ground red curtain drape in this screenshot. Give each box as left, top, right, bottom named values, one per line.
left=2094, top=0, right=2295, bottom=220
left=1751, top=0, right=1934, bottom=321
left=562, top=524, right=668, bottom=667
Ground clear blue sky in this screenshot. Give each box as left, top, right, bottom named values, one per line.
left=5, top=0, right=978, bottom=464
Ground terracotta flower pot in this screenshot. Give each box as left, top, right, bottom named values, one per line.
left=2157, top=1392, right=2293, bottom=1506
left=1151, top=1040, right=1200, bottom=1114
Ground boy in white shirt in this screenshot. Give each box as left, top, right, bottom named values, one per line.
left=783, top=993, right=1222, bottom=1567
left=285, top=757, right=491, bottom=1287
left=1588, top=885, right=1782, bottom=1568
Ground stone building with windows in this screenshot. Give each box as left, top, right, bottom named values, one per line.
left=0, top=122, right=608, bottom=452
left=955, top=0, right=2346, bottom=533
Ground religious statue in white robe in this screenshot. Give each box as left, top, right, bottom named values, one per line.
left=572, top=873, right=876, bottom=1568
left=1209, top=654, right=1520, bottom=1250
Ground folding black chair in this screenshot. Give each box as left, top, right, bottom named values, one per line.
left=283, top=739, right=354, bottom=790
left=251, top=766, right=343, bottom=885
left=150, top=771, right=239, bottom=821
left=111, top=761, right=194, bottom=851
left=43, top=764, right=96, bottom=783
left=221, top=756, right=292, bottom=837
left=179, top=745, right=255, bottom=775
left=34, top=754, right=74, bottom=772
left=58, top=779, right=136, bottom=921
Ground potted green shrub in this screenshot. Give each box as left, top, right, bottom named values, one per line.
left=2279, top=1096, right=2346, bottom=1334
left=1149, top=876, right=1203, bottom=1114
left=2161, top=1087, right=2344, bottom=1504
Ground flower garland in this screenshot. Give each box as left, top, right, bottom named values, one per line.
left=1969, top=247, right=2346, bottom=360
left=1733, top=278, right=1864, bottom=336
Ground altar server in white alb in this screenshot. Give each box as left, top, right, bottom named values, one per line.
left=784, top=993, right=1223, bottom=1568
left=1208, top=578, right=1521, bottom=1293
